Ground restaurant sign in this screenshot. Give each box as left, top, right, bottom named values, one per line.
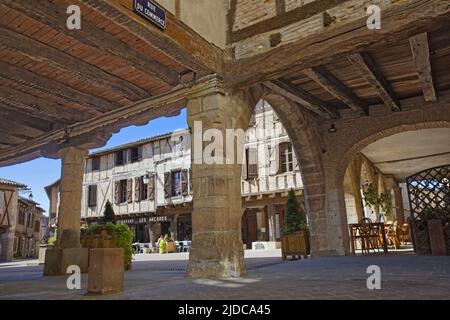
left=134, top=0, right=166, bottom=30
left=149, top=215, right=169, bottom=222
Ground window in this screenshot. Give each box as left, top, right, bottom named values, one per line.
left=88, top=185, right=97, bottom=207
left=120, top=180, right=128, bottom=203
left=245, top=147, right=258, bottom=179
left=18, top=210, right=25, bottom=225
left=141, top=177, right=148, bottom=200
left=27, top=213, right=33, bottom=228
left=91, top=157, right=101, bottom=171
left=171, top=170, right=182, bottom=197
left=116, top=150, right=125, bottom=166
left=34, top=221, right=40, bottom=233
left=130, top=147, right=142, bottom=163
left=279, top=142, right=294, bottom=174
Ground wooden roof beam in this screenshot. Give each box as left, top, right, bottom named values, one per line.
left=0, top=61, right=116, bottom=113
left=93, top=0, right=224, bottom=76
left=347, top=52, right=400, bottom=112
left=0, top=75, right=223, bottom=167
left=0, top=86, right=88, bottom=122
left=3, top=1, right=180, bottom=87
left=227, top=0, right=449, bottom=88
left=0, top=26, right=148, bottom=101
left=303, top=66, right=367, bottom=115
left=263, top=80, right=339, bottom=119
left=409, top=32, right=437, bottom=102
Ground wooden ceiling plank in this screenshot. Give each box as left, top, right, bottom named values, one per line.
left=0, top=101, right=65, bottom=125
left=0, top=131, right=27, bottom=145
left=409, top=32, right=437, bottom=102
left=0, top=26, right=148, bottom=101
left=4, top=1, right=179, bottom=87
left=347, top=52, right=400, bottom=112
left=0, top=106, right=55, bottom=132
left=263, top=80, right=339, bottom=119
left=303, top=66, right=367, bottom=115
left=0, top=116, right=47, bottom=138
left=0, top=60, right=116, bottom=113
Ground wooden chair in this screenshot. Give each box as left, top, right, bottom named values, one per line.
left=398, top=223, right=411, bottom=245
left=386, top=220, right=400, bottom=249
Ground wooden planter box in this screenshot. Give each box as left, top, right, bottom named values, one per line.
left=281, top=230, right=310, bottom=260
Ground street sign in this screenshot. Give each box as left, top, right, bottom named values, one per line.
left=134, top=0, right=166, bottom=30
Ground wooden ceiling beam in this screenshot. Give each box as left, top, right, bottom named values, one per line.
left=347, top=52, right=400, bottom=112
left=0, top=86, right=88, bottom=122
left=91, top=0, right=224, bottom=76
left=0, top=75, right=223, bottom=167
left=0, top=130, right=28, bottom=146
left=3, top=1, right=180, bottom=87
left=0, top=26, right=148, bottom=101
left=0, top=107, right=55, bottom=132
left=263, top=80, right=339, bottom=119
left=0, top=61, right=117, bottom=113
left=409, top=32, right=437, bottom=102
left=226, top=0, right=449, bottom=88
left=303, top=66, right=367, bottom=115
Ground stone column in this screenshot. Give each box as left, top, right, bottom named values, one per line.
left=393, top=182, right=405, bottom=225
left=44, top=146, right=89, bottom=276
left=186, top=91, right=252, bottom=278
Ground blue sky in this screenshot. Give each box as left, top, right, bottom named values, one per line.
left=0, top=108, right=188, bottom=215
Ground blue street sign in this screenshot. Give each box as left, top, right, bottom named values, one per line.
left=134, top=0, right=166, bottom=30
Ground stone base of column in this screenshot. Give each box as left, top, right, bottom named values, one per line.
left=43, top=247, right=89, bottom=276
left=88, top=248, right=124, bottom=295
left=187, top=231, right=246, bottom=279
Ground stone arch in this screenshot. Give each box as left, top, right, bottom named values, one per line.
left=244, top=85, right=331, bottom=256
left=322, top=104, right=450, bottom=254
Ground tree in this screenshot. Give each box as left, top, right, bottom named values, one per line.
left=103, top=200, right=116, bottom=224
left=284, top=189, right=307, bottom=234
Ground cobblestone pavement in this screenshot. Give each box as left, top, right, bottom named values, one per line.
left=0, top=250, right=449, bottom=300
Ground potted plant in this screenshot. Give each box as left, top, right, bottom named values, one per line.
left=281, top=189, right=309, bottom=260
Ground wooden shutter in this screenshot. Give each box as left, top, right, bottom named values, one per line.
left=114, top=181, right=120, bottom=204
left=188, top=169, right=193, bottom=195
left=181, top=169, right=189, bottom=196
left=269, top=144, right=279, bottom=175
left=147, top=173, right=155, bottom=200
left=164, top=172, right=171, bottom=198
left=134, top=177, right=141, bottom=202
left=126, top=179, right=133, bottom=203
left=247, top=147, right=258, bottom=178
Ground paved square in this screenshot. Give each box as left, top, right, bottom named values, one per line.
left=0, top=250, right=449, bottom=300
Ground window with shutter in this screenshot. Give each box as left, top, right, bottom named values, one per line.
left=126, top=179, right=133, bottom=203
left=88, top=185, right=97, bottom=207
left=181, top=169, right=188, bottom=196
left=147, top=173, right=155, bottom=200
left=164, top=172, right=171, bottom=198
